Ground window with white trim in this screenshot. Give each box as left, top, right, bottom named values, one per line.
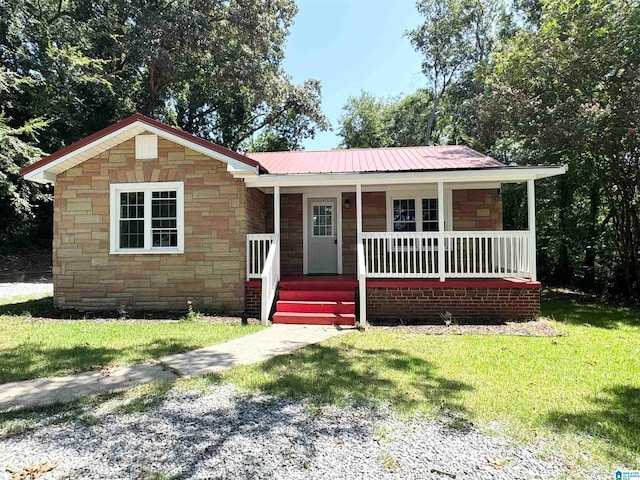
left=391, top=197, right=439, bottom=232
left=387, top=193, right=444, bottom=251
left=110, top=182, right=184, bottom=254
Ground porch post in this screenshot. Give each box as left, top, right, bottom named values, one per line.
left=437, top=181, right=445, bottom=282
left=356, top=183, right=367, bottom=326
left=274, top=186, right=280, bottom=237
left=527, top=179, right=537, bottom=281
left=274, top=185, right=281, bottom=281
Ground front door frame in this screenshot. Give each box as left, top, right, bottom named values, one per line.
left=303, top=192, right=343, bottom=275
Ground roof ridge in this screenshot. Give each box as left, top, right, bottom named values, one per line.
left=247, top=144, right=475, bottom=155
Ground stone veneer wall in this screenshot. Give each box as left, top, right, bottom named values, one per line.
left=452, top=189, right=502, bottom=230
left=53, top=134, right=259, bottom=313
left=342, top=191, right=386, bottom=275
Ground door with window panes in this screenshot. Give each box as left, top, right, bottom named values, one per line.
left=308, top=198, right=338, bottom=274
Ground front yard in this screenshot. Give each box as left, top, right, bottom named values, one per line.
left=0, top=294, right=263, bottom=384
left=1, top=290, right=638, bottom=474
left=213, top=292, right=639, bottom=470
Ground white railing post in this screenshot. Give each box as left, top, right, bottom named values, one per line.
left=357, top=238, right=367, bottom=328
left=356, top=183, right=367, bottom=327
left=527, top=179, right=537, bottom=281
left=437, top=181, right=446, bottom=281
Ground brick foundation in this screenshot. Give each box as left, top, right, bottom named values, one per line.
left=245, top=281, right=262, bottom=318
left=365, top=281, right=540, bottom=322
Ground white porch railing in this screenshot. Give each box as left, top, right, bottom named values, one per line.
left=247, top=234, right=276, bottom=279
left=361, top=231, right=532, bottom=279
left=260, top=233, right=280, bottom=324
left=444, top=231, right=530, bottom=278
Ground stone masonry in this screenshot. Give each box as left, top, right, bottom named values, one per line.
left=53, top=134, right=264, bottom=313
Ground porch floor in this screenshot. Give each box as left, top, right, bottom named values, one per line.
left=276, top=275, right=539, bottom=289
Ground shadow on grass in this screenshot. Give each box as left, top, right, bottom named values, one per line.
left=217, top=343, right=473, bottom=414
left=0, top=297, right=54, bottom=317
left=545, top=385, right=640, bottom=466
left=0, top=339, right=198, bottom=384
left=542, top=293, right=640, bottom=329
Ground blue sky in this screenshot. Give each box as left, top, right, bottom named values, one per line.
left=283, top=0, right=425, bottom=150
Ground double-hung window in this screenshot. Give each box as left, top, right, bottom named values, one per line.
left=389, top=195, right=441, bottom=250
left=110, top=182, right=184, bottom=254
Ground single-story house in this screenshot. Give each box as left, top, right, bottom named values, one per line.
left=21, top=113, right=566, bottom=326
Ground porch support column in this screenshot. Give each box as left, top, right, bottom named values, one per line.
left=527, top=179, right=537, bottom=281
left=274, top=186, right=281, bottom=238
left=274, top=185, right=281, bottom=283
left=356, top=183, right=367, bottom=327
left=437, top=181, right=446, bottom=282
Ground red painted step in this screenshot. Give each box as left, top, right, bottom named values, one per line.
left=278, top=290, right=355, bottom=302
left=276, top=300, right=355, bottom=314
left=272, top=312, right=356, bottom=326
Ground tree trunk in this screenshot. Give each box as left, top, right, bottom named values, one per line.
left=424, top=93, right=441, bottom=146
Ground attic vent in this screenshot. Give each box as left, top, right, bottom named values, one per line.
left=135, top=134, right=158, bottom=159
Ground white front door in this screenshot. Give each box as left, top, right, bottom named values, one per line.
left=308, top=198, right=338, bottom=274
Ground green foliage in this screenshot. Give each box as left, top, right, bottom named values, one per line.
left=0, top=0, right=328, bottom=247
left=406, top=0, right=510, bottom=144
left=476, top=0, right=640, bottom=297
left=0, top=69, right=51, bottom=251
left=338, top=90, right=439, bottom=148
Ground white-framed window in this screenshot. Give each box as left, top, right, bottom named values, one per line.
left=109, top=181, right=184, bottom=254
left=386, top=190, right=452, bottom=251
left=389, top=196, right=441, bottom=232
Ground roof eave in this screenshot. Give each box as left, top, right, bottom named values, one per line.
left=242, top=165, right=567, bottom=188
left=20, top=114, right=263, bottom=183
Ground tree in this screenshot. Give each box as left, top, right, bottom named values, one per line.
left=406, top=0, right=508, bottom=145
left=476, top=0, right=640, bottom=298
left=338, top=89, right=461, bottom=149
left=0, top=0, right=328, bottom=249
left=338, top=92, right=392, bottom=149
left=0, top=68, right=50, bottom=251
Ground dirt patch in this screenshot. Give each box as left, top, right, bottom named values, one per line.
left=371, top=319, right=563, bottom=336
left=23, top=312, right=261, bottom=325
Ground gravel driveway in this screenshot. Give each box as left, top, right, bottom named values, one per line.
left=0, top=384, right=601, bottom=480
left=0, top=280, right=53, bottom=300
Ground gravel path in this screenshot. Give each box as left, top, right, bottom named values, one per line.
left=0, top=384, right=600, bottom=480
left=0, top=280, right=53, bottom=300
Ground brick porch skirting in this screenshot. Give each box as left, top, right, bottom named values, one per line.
left=365, top=280, right=540, bottom=323
left=247, top=279, right=540, bottom=323
left=245, top=280, right=262, bottom=318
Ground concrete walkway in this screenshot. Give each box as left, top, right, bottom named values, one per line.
left=0, top=324, right=354, bottom=412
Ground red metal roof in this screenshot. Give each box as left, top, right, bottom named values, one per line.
left=20, top=113, right=263, bottom=176
left=247, top=145, right=504, bottom=174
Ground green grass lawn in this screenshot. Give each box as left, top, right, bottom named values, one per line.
left=0, top=294, right=263, bottom=384
left=2, top=290, right=638, bottom=471
left=209, top=293, right=640, bottom=470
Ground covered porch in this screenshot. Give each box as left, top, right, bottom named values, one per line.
left=243, top=167, right=564, bottom=325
